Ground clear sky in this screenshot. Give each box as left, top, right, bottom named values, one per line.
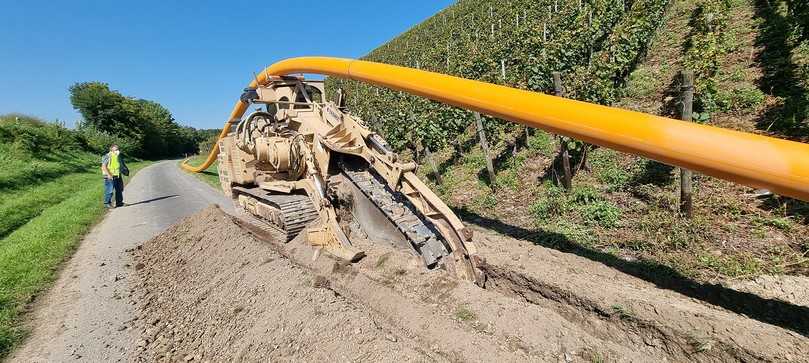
left=0, top=1, right=452, bottom=129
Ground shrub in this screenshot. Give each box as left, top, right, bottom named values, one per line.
left=0, top=114, right=81, bottom=157
left=715, top=86, right=765, bottom=113
left=582, top=200, right=621, bottom=227
left=77, top=124, right=142, bottom=155
left=571, top=185, right=601, bottom=204
left=327, top=0, right=669, bottom=151
left=683, top=0, right=733, bottom=115
left=527, top=131, right=555, bottom=155
left=530, top=183, right=567, bottom=221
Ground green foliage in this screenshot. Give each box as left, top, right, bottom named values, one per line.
left=181, top=155, right=221, bottom=189
left=566, top=0, right=673, bottom=105
left=571, top=185, right=601, bottom=204
left=526, top=130, right=555, bottom=154
left=683, top=0, right=732, bottom=116
left=755, top=0, right=809, bottom=136
left=494, top=152, right=525, bottom=190
left=714, top=85, right=765, bottom=112
left=69, top=82, right=206, bottom=158
left=550, top=220, right=597, bottom=247
left=77, top=124, right=141, bottom=155
left=454, top=306, right=477, bottom=321
left=0, top=115, right=81, bottom=157
left=590, top=149, right=634, bottom=190
left=495, top=171, right=520, bottom=190
left=462, top=150, right=487, bottom=169
left=767, top=217, right=793, bottom=231
left=752, top=215, right=793, bottom=231
left=697, top=252, right=762, bottom=277
left=474, top=193, right=498, bottom=210
left=582, top=200, right=622, bottom=227
left=0, top=157, right=152, bottom=358
left=326, top=0, right=669, bottom=152
left=530, top=183, right=567, bottom=220
left=624, top=67, right=659, bottom=98
left=637, top=210, right=708, bottom=250
left=195, top=130, right=221, bottom=154
left=610, top=304, right=636, bottom=320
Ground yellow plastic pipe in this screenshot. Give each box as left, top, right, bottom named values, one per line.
left=183, top=57, right=809, bottom=201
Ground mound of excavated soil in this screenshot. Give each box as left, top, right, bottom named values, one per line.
left=132, top=206, right=429, bottom=362
left=132, top=206, right=809, bottom=362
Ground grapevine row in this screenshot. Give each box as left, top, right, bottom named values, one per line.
left=326, top=0, right=669, bottom=153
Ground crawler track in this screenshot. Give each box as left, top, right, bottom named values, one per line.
left=342, top=168, right=449, bottom=267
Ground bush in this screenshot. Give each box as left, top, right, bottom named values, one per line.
left=197, top=133, right=220, bottom=154
left=0, top=114, right=81, bottom=157
left=527, top=131, right=555, bottom=155
left=571, top=185, right=601, bottom=204
left=530, top=183, right=567, bottom=221
left=683, top=0, right=732, bottom=115
left=715, top=86, right=765, bottom=112
left=77, top=124, right=141, bottom=155
left=582, top=200, right=622, bottom=227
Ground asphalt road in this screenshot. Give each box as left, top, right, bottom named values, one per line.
left=9, top=160, right=233, bottom=362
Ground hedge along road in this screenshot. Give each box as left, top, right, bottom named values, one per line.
left=8, top=160, right=233, bottom=362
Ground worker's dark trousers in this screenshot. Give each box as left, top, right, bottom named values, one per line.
left=103, top=177, right=124, bottom=206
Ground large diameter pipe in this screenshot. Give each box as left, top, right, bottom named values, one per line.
left=183, top=57, right=809, bottom=202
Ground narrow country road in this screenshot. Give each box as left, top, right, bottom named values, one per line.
left=9, top=160, right=233, bottom=362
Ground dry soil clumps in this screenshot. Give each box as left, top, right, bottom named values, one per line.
left=132, top=206, right=809, bottom=362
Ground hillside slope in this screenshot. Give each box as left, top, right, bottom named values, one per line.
left=322, top=0, right=809, bottom=284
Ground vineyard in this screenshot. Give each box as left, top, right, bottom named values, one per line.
left=324, top=0, right=809, bottom=282
left=328, top=0, right=669, bottom=151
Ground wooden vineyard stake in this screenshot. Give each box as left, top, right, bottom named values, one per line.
left=474, top=111, right=497, bottom=184
left=680, top=71, right=695, bottom=218
left=424, top=145, right=443, bottom=185
left=552, top=72, right=572, bottom=191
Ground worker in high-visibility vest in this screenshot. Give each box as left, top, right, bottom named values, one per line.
left=101, top=144, right=129, bottom=208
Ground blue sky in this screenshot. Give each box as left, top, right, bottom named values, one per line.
left=0, top=1, right=452, bottom=129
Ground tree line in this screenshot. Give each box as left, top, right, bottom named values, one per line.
left=69, top=82, right=216, bottom=158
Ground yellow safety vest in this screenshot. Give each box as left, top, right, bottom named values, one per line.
left=108, top=153, right=120, bottom=177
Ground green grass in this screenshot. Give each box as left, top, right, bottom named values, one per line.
left=610, top=304, right=636, bottom=320
left=0, top=160, right=152, bottom=358
left=454, top=306, right=477, bottom=322
left=181, top=154, right=220, bottom=189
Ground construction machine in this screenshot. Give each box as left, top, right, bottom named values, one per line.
left=215, top=75, right=484, bottom=284
left=186, top=57, right=809, bottom=288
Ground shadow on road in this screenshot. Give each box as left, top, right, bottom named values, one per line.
left=455, top=206, right=809, bottom=337
left=125, top=195, right=179, bottom=207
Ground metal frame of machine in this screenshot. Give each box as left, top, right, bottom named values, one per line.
left=184, top=57, right=809, bottom=286
left=215, top=75, right=483, bottom=284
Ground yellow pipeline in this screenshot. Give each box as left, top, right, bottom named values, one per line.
left=183, top=57, right=809, bottom=201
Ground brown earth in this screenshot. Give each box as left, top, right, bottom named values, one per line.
left=131, top=206, right=808, bottom=362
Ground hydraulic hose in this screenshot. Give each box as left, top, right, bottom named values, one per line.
left=182, top=57, right=809, bottom=202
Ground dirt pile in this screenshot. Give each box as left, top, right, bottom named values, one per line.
left=132, top=206, right=430, bottom=361
left=471, top=226, right=809, bottom=362
left=132, top=206, right=809, bottom=362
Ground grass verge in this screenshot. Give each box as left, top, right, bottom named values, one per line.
left=0, top=160, right=153, bottom=358
left=180, top=154, right=220, bottom=189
